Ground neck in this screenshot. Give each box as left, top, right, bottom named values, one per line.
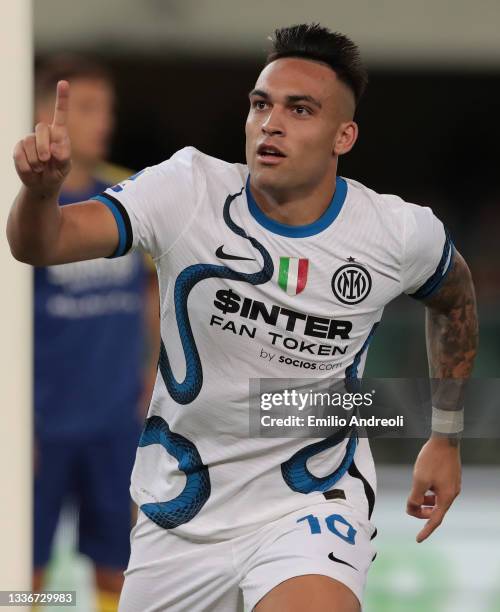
left=63, top=159, right=96, bottom=193
left=249, top=168, right=338, bottom=226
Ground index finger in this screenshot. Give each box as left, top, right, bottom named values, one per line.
left=416, top=497, right=453, bottom=543
left=52, top=80, right=70, bottom=127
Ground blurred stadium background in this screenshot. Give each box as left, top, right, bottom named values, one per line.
left=3, top=0, right=500, bottom=610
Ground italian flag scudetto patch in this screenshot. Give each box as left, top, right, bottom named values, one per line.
left=278, top=257, right=309, bottom=296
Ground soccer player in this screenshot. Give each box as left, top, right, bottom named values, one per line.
left=30, top=57, right=158, bottom=612
left=9, top=24, right=477, bottom=612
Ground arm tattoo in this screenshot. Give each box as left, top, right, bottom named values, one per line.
left=423, top=250, right=479, bottom=444
left=424, top=250, right=478, bottom=378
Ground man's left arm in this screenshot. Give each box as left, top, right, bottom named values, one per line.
left=406, top=249, right=478, bottom=542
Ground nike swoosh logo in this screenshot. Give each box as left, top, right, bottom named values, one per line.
left=215, top=245, right=255, bottom=261
left=328, top=553, right=358, bottom=571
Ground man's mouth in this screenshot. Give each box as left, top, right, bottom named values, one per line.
left=256, top=143, right=286, bottom=164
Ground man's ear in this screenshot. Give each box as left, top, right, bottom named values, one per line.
left=333, top=121, right=359, bottom=156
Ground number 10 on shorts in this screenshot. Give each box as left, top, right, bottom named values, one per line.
left=297, top=513, right=357, bottom=545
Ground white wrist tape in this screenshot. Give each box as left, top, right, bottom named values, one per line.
left=431, top=407, right=464, bottom=434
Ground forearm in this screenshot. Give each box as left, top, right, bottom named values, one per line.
left=424, top=251, right=479, bottom=439
left=426, top=311, right=478, bottom=401
left=7, top=185, right=62, bottom=265
left=426, top=311, right=475, bottom=444
left=425, top=300, right=478, bottom=379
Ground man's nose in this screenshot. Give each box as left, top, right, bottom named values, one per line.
left=261, top=108, right=285, bottom=136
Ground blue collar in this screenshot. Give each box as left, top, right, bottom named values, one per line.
left=245, top=175, right=347, bottom=238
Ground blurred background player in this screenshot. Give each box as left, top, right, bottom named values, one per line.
left=32, top=56, right=159, bottom=612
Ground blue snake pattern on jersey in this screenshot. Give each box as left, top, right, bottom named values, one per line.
left=142, top=186, right=358, bottom=529
left=159, top=187, right=273, bottom=405
left=139, top=415, right=211, bottom=529
left=281, top=426, right=358, bottom=493
left=140, top=187, right=274, bottom=529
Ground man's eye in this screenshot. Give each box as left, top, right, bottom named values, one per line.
left=253, top=100, right=267, bottom=110
left=294, top=106, right=311, bottom=116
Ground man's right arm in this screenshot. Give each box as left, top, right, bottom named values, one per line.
left=7, top=80, right=119, bottom=266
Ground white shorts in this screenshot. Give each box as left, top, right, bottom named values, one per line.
left=119, top=500, right=377, bottom=612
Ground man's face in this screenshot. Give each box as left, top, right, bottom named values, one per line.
left=245, top=57, right=355, bottom=197
left=38, top=77, right=114, bottom=163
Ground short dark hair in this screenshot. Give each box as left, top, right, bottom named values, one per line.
left=266, top=24, right=368, bottom=105
left=35, top=54, right=113, bottom=102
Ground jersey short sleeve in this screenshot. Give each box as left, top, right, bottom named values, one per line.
left=94, top=147, right=204, bottom=260
left=401, top=202, right=454, bottom=299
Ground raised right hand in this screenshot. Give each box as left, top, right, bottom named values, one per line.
left=13, top=80, right=72, bottom=194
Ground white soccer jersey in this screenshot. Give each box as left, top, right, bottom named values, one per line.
left=96, top=147, right=453, bottom=541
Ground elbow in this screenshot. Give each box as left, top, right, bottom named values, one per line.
left=6, top=220, right=47, bottom=266
left=6, top=231, right=44, bottom=266
left=11, top=247, right=49, bottom=266
left=5, top=226, right=25, bottom=263
left=8, top=243, right=37, bottom=265
left=13, top=252, right=40, bottom=266
left=6, top=231, right=28, bottom=265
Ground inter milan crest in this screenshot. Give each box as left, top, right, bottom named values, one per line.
left=278, top=257, right=309, bottom=296
left=331, top=258, right=371, bottom=304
